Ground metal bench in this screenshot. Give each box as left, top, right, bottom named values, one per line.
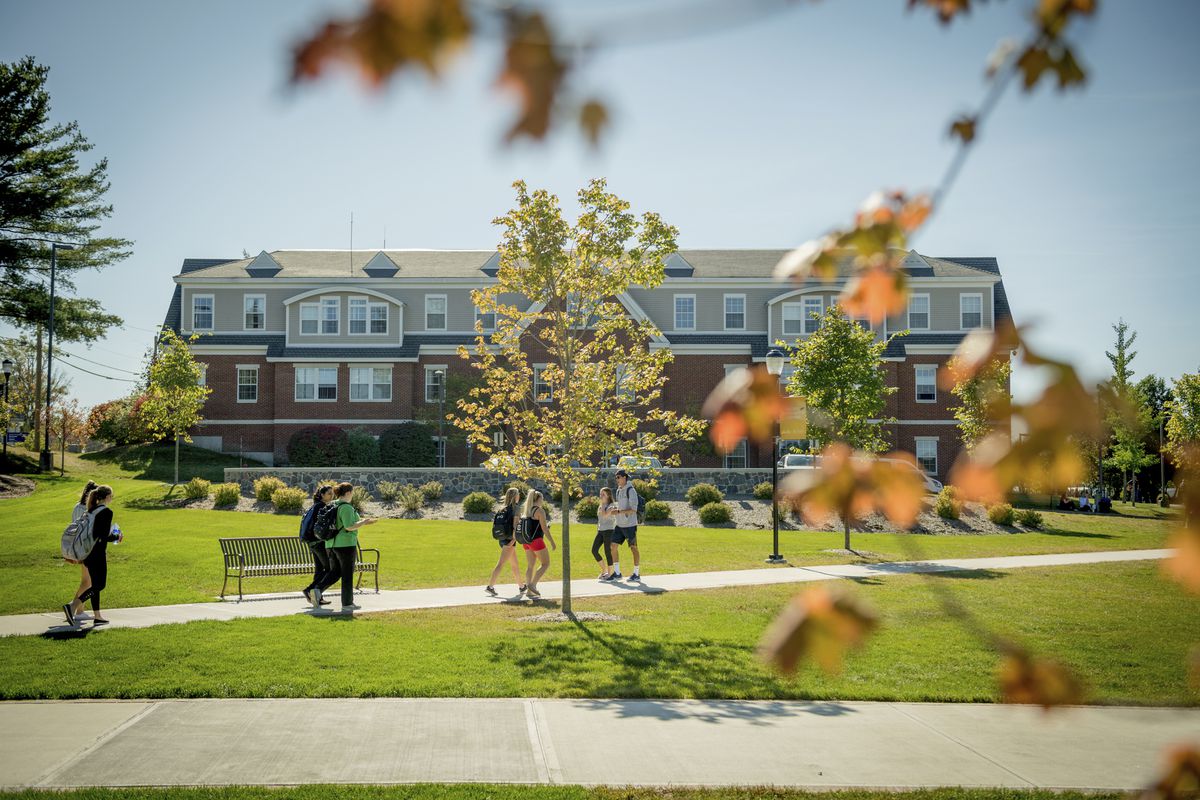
left=218, top=536, right=380, bottom=601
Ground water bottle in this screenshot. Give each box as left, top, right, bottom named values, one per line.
left=112, top=523, right=122, bottom=544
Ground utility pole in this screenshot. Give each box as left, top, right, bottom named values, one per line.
left=41, top=243, right=74, bottom=472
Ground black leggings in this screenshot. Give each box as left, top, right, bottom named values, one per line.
left=591, top=530, right=613, bottom=566
left=78, top=556, right=107, bottom=613
left=304, top=542, right=337, bottom=593
left=331, top=546, right=358, bottom=606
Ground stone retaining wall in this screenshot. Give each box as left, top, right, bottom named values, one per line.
left=223, top=467, right=774, bottom=499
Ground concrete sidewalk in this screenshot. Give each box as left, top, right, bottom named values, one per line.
left=1, top=548, right=1171, bottom=638
left=3, top=698, right=1196, bottom=790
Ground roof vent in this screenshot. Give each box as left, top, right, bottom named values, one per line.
left=245, top=250, right=282, bottom=277
left=480, top=252, right=501, bottom=278
left=663, top=252, right=695, bottom=278
left=363, top=251, right=399, bottom=277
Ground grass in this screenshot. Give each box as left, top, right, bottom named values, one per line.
left=1, top=561, right=1195, bottom=705
left=0, top=452, right=1177, bottom=615
left=79, top=442, right=262, bottom=483
left=1013, top=492, right=1180, bottom=521
left=0, top=787, right=1129, bottom=800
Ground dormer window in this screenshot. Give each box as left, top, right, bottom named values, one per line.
left=907, top=294, right=930, bottom=331
left=192, top=295, right=213, bottom=330
left=320, top=297, right=339, bottom=334
left=243, top=294, right=266, bottom=330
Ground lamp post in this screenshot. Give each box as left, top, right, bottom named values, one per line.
left=435, top=369, right=445, bottom=467
left=1159, top=415, right=1166, bottom=506
left=764, top=348, right=787, bottom=564
left=40, top=242, right=74, bottom=472
left=2, top=358, right=12, bottom=461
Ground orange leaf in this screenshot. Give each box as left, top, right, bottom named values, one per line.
left=495, top=11, right=567, bottom=142
left=841, top=265, right=908, bottom=325
left=897, top=194, right=934, bottom=232
left=759, top=585, right=878, bottom=675
left=1162, top=529, right=1200, bottom=595
left=1140, top=745, right=1200, bottom=800
left=949, top=115, right=977, bottom=144
left=997, top=648, right=1085, bottom=709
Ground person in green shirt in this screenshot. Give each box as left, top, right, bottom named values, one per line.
left=326, top=482, right=377, bottom=612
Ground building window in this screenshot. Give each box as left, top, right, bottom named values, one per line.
left=434, top=437, right=446, bottom=468
left=915, top=364, right=937, bottom=402
left=475, top=305, right=495, bottom=332
left=780, top=363, right=796, bottom=394
left=236, top=366, right=258, bottom=403
left=424, top=366, right=447, bottom=403
left=320, top=297, right=339, bottom=335
left=243, top=295, right=266, bottom=330
left=533, top=364, right=552, bottom=402
left=614, top=364, right=635, bottom=403
left=960, top=293, right=983, bottom=330
left=782, top=303, right=804, bottom=335
left=370, top=303, right=388, bottom=334
left=350, top=367, right=391, bottom=401
left=192, top=295, right=213, bottom=330
left=348, top=298, right=367, bottom=334
left=425, top=294, right=447, bottom=330
left=915, top=437, right=938, bottom=474
left=724, top=294, right=745, bottom=330
left=908, top=294, right=930, bottom=331
left=674, top=295, right=695, bottom=330
left=724, top=438, right=747, bottom=469
left=299, top=303, right=319, bottom=335
left=197, top=363, right=207, bottom=387
left=492, top=431, right=506, bottom=449
left=802, top=296, right=823, bottom=335
left=296, top=366, right=337, bottom=401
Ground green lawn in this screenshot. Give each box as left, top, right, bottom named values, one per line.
left=0, top=787, right=1128, bottom=800
left=0, top=451, right=1177, bottom=615
left=2, top=561, right=1195, bottom=705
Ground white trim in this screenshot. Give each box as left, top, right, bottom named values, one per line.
left=282, top=286, right=406, bottom=306
left=903, top=345, right=959, bottom=355
left=298, top=302, right=320, bottom=336
left=268, top=356, right=418, bottom=363
left=653, top=344, right=752, bottom=354
left=419, top=345, right=476, bottom=355
left=319, top=296, right=340, bottom=336
left=960, top=292, right=984, bottom=331
left=532, top=363, right=552, bottom=403
left=199, top=418, right=418, bottom=426
left=673, top=293, right=696, bottom=331
left=189, top=345, right=270, bottom=355
left=723, top=293, right=746, bottom=331
left=780, top=302, right=807, bottom=337
left=801, top=295, right=823, bottom=335
left=242, top=294, right=267, bottom=331
left=349, top=365, right=393, bottom=402
left=235, top=364, right=259, bottom=404
left=187, top=330, right=285, bottom=337
left=425, top=293, right=448, bottom=331
left=474, top=304, right=496, bottom=333
left=191, top=293, right=214, bottom=331
left=294, top=364, right=338, bottom=402
left=914, top=363, right=937, bottom=403
left=907, top=293, right=931, bottom=331
left=766, top=284, right=843, bottom=306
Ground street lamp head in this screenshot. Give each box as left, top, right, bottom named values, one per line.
left=53, top=243, right=76, bottom=251
left=764, top=348, right=787, bottom=376
left=1, top=358, right=11, bottom=377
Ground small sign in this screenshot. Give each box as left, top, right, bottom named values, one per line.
left=780, top=397, right=808, bottom=440
left=5, top=432, right=26, bottom=444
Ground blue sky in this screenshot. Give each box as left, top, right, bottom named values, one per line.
left=3, top=0, right=1198, bottom=404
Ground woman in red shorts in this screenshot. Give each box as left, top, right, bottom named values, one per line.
left=519, top=490, right=556, bottom=598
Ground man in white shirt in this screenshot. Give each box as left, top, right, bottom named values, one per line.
left=607, top=469, right=641, bottom=581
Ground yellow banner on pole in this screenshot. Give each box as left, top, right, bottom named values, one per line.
left=779, top=396, right=808, bottom=440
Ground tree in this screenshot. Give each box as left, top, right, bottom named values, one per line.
left=1167, top=372, right=1200, bottom=478
left=451, top=179, right=703, bottom=616
left=0, top=335, right=69, bottom=443
left=949, top=355, right=1013, bottom=451
left=413, top=371, right=485, bottom=456
left=1104, top=320, right=1153, bottom=502
left=784, top=305, right=900, bottom=551
left=139, top=330, right=209, bottom=485
left=54, top=398, right=87, bottom=475
left=1105, top=318, right=1138, bottom=395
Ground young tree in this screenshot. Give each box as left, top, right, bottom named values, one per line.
left=140, top=330, right=210, bottom=485
left=54, top=398, right=87, bottom=475
left=451, top=179, right=703, bottom=616
left=949, top=356, right=1013, bottom=451
left=1167, top=372, right=1200, bottom=478
left=784, top=306, right=900, bottom=551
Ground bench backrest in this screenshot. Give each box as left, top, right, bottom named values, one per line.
left=219, top=536, right=312, bottom=565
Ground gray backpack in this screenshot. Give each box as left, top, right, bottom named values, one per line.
left=61, top=506, right=103, bottom=562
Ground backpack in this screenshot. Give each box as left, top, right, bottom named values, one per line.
left=299, top=504, right=319, bottom=540
left=514, top=515, right=539, bottom=545
left=492, top=506, right=514, bottom=540
left=61, top=506, right=102, bottom=562
left=624, top=485, right=646, bottom=525
left=314, top=502, right=342, bottom=541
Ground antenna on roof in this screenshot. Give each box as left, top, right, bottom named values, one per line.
left=383, top=225, right=386, bottom=250
left=349, top=211, right=354, bottom=275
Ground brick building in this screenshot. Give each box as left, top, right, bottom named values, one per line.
left=161, top=249, right=1013, bottom=475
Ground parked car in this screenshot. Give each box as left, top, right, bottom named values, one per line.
left=851, top=455, right=943, bottom=494
left=610, top=455, right=662, bottom=472
left=777, top=453, right=820, bottom=471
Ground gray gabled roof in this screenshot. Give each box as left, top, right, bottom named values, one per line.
left=177, top=250, right=497, bottom=280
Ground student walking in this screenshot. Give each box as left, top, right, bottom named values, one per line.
left=301, top=485, right=335, bottom=607
left=486, top=487, right=525, bottom=596
left=68, top=481, right=97, bottom=621
left=609, top=469, right=641, bottom=581
left=592, top=487, right=617, bottom=580
left=63, top=485, right=120, bottom=626
left=519, top=490, right=556, bottom=598
left=326, top=482, right=377, bottom=612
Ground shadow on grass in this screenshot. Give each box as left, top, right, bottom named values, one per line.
left=1039, top=527, right=1116, bottom=540
left=81, top=443, right=262, bottom=483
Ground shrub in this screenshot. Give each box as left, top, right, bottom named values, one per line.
left=463, top=491, right=495, bottom=514
left=271, top=487, right=306, bottom=513
left=698, top=501, right=731, bottom=524
left=550, top=484, right=584, bottom=504
left=378, top=422, right=436, bottom=467
left=212, top=483, right=241, bottom=507
left=419, top=481, right=444, bottom=502
left=575, top=496, right=600, bottom=520
left=644, top=499, right=671, bottom=521
left=987, top=503, right=1015, bottom=526
left=935, top=486, right=961, bottom=520
left=396, top=484, right=424, bottom=513
left=254, top=476, right=287, bottom=502
left=348, top=486, right=370, bottom=513
left=632, top=479, right=659, bottom=501
left=753, top=481, right=774, bottom=501
left=183, top=477, right=211, bottom=501
left=345, top=427, right=380, bottom=467
left=1015, top=508, right=1043, bottom=529
left=686, top=483, right=724, bottom=507
left=375, top=481, right=401, bottom=503
left=85, top=395, right=154, bottom=446
left=286, top=426, right=350, bottom=467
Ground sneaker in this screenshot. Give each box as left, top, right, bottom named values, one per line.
left=610, top=572, right=623, bottom=581
left=599, top=573, right=615, bottom=582
left=341, top=604, right=361, bottom=612
left=518, top=584, right=528, bottom=594
left=319, top=599, right=331, bottom=606
left=485, top=586, right=498, bottom=596
left=62, top=603, right=75, bottom=626
left=91, top=618, right=109, bottom=626
left=630, top=571, right=641, bottom=581
left=526, top=586, right=542, bottom=598
left=303, top=589, right=313, bottom=604
left=312, top=588, right=323, bottom=607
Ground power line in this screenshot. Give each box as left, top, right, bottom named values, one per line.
left=59, top=349, right=141, bottom=376
left=56, top=358, right=138, bottom=383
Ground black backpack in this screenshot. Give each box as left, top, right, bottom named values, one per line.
left=315, top=502, right=342, bottom=541
left=623, top=485, right=646, bottom=525
left=492, top=506, right=514, bottom=540
left=514, top=516, right=539, bottom=545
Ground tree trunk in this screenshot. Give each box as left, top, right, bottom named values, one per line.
left=59, top=409, right=66, bottom=476
left=33, top=327, right=43, bottom=452
left=844, top=518, right=851, bottom=552
left=174, top=434, right=180, bottom=486
left=561, top=481, right=572, bottom=617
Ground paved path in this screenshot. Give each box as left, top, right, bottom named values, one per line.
left=2, top=698, right=1196, bottom=790
left=2, top=548, right=1171, bottom=638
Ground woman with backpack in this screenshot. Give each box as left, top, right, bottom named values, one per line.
left=63, top=485, right=120, bottom=626
left=301, top=485, right=335, bottom=607
left=486, top=487, right=525, bottom=597
left=67, top=481, right=97, bottom=621
left=326, top=482, right=377, bottom=612
left=591, top=487, right=617, bottom=580
left=519, top=490, right=555, bottom=598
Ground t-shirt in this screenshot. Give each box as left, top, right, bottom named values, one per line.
left=597, top=502, right=618, bottom=532
left=615, top=484, right=639, bottom=528
left=325, top=500, right=360, bottom=549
